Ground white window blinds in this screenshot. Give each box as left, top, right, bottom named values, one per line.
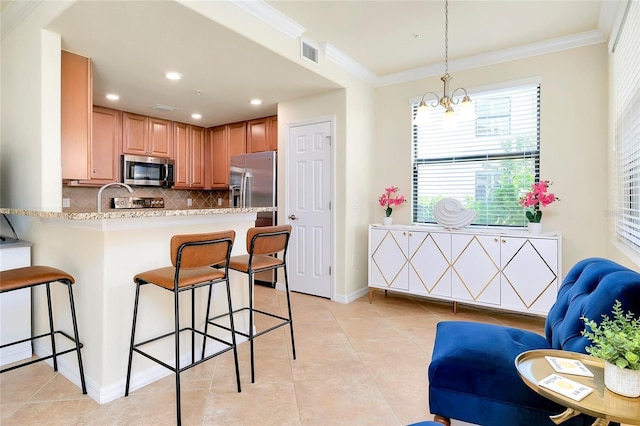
left=614, top=0, right=640, bottom=256
left=412, top=83, right=540, bottom=226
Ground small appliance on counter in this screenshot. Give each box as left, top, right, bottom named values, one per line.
left=111, top=197, right=165, bottom=209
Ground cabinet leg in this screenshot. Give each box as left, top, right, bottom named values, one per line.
left=453, top=301, right=457, bottom=314
left=368, top=288, right=375, bottom=304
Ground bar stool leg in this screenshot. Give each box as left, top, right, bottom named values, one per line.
left=249, top=271, right=255, bottom=383
left=66, top=281, right=87, bottom=394
left=225, top=278, right=241, bottom=393
left=125, top=282, right=142, bottom=396
left=45, top=282, right=59, bottom=372
left=174, top=287, right=182, bottom=426
left=283, top=267, right=296, bottom=360
left=201, top=284, right=214, bottom=359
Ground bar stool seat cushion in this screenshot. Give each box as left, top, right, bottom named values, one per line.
left=227, top=254, right=284, bottom=272
left=0, top=265, right=75, bottom=292
left=134, top=266, right=225, bottom=290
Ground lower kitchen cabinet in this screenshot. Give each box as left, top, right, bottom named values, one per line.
left=368, top=225, right=562, bottom=316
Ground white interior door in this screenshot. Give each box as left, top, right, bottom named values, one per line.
left=286, top=120, right=332, bottom=298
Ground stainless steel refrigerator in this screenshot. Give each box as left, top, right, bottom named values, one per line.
left=230, top=151, right=278, bottom=285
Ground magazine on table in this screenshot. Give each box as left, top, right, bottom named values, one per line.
left=538, top=374, right=593, bottom=401
left=545, top=356, right=594, bottom=377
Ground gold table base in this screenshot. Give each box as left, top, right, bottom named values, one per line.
left=550, top=408, right=609, bottom=426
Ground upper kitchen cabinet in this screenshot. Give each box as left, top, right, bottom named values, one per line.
left=173, top=122, right=205, bottom=189
left=122, top=112, right=173, bottom=158
left=61, top=51, right=93, bottom=181
left=229, top=121, right=247, bottom=157
left=246, top=116, right=277, bottom=153
left=268, top=115, right=278, bottom=151
left=87, top=106, right=121, bottom=184
left=208, top=122, right=246, bottom=189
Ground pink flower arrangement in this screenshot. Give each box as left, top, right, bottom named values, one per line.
left=379, top=186, right=406, bottom=217
left=519, top=180, right=559, bottom=223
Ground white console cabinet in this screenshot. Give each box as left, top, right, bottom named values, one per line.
left=368, top=225, right=561, bottom=316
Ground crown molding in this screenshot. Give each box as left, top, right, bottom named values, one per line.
left=239, top=0, right=609, bottom=88
left=375, top=30, right=606, bottom=87
left=1, top=0, right=41, bottom=40
left=320, top=42, right=378, bottom=85
left=229, top=0, right=305, bottom=39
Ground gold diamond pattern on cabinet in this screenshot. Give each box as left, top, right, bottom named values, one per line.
left=371, top=231, right=408, bottom=288
left=502, top=239, right=557, bottom=309
left=452, top=236, right=500, bottom=302
left=409, top=233, right=451, bottom=295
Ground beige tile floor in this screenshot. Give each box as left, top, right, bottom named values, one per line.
left=0, top=286, right=551, bottom=425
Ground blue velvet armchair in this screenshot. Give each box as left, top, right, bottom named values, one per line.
left=427, top=258, right=640, bottom=426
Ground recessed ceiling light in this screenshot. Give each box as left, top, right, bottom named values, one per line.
left=165, top=71, right=182, bottom=80
left=105, top=93, right=120, bottom=100
left=250, top=99, right=262, bottom=105
left=191, top=113, right=202, bottom=119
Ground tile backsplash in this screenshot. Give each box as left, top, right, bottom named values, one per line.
left=63, top=186, right=229, bottom=212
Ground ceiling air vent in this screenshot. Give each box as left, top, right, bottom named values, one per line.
left=300, top=38, right=319, bottom=65
left=151, top=104, right=178, bottom=111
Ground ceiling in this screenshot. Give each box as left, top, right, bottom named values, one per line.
left=3, top=0, right=613, bottom=128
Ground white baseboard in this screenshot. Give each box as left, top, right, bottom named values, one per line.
left=0, top=342, right=32, bottom=367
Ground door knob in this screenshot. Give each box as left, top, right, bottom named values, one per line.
left=288, top=214, right=298, bottom=220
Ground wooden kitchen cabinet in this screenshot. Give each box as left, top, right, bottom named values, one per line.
left=267, top=115, right=278, bottom=151
left=207, top=122, right=246, bottom=189
left=122, top=112, right=172, bottom=158
left=85, top=106, right=121, bottom=184
left=173, top=122, right=205, bottom=189
left=208, top=126, right=229, bottom=188
left=229, top=121, right=247, bottom=157
left=61, top=51, right=92, bottom=180
left=246, top=116, right=277, bottom=153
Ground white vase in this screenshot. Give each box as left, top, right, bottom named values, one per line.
left=382, top=216, right=393, bottom=226
left=604, top=361, right=640, bottom=397
left=527, top=222, right=543, bottom=234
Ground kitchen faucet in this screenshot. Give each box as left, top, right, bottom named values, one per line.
left=97, top=182, right=133, bottom=213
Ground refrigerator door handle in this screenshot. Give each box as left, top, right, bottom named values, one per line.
left=239, top=172, right=246, bottom=207
left=243, top=171, right=253, bottom=207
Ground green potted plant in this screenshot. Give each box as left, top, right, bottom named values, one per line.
left=581, top=300, right=640, bottom=397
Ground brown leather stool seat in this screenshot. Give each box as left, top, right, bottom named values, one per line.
left=0, top=266, right=87, bottom=394
left=206, top=225, right=295, bottom=383
left=124, top=231, right=241, bottom=426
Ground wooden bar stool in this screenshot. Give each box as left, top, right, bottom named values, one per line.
left=124, top=231, right=241, bottom=426
left=0, top=265, right=87, bottom=394
left=207, top=225, right=295, bottom=383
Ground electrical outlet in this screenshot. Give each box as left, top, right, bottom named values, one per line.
left=218, top=198, right=223, bottom=206
left=187, top=198, right=192, bottom=207
left=62, top=198, right=70, bottom=208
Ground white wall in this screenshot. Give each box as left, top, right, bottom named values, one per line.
left=0, top=1, right=71, bottom=211
left=374, top=43, right=611, bottom=275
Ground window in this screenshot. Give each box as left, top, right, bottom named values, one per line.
left=614, top=1, right=640, bottom=257
left=412, top=82, right=540, bottom=227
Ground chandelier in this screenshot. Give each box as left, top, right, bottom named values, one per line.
left=414, top=0, right=473, bottom=125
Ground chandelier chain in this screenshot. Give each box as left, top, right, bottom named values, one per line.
left=444, top=0, right=449, bottom=75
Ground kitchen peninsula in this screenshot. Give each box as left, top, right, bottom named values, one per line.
left=0, top=207, right=274, bottom=404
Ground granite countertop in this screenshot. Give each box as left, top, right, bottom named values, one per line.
left=0, top=207, right=276, bottom=220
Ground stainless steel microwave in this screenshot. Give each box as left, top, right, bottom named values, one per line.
left=121, top=154, right=174, bottom=187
